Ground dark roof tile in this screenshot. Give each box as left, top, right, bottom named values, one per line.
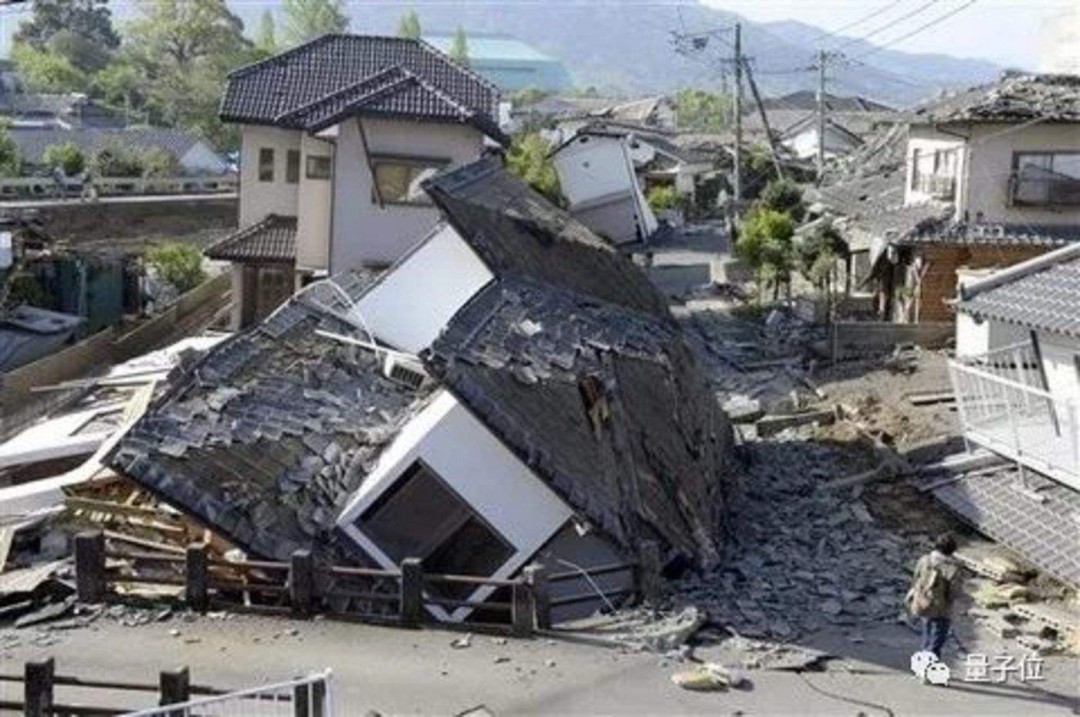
left=204, top=215, right=297, bottom=263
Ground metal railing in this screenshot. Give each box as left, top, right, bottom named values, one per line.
left=123, top=670, right=333, bottom=717
left=913, top=173, right=956, bottom=200
left=0, top=175, right=237, bottom=199
left=948, top=341, right=1080, bottom=490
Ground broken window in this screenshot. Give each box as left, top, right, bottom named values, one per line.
left=258, top=147, right=275, bottom=182
left=579, top=374, right=610, bottom=435
left=371, top=156, right=447, bottom=205
left=354, top=461, right=513, bottom=599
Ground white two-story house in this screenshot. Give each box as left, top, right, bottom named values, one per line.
left=206, top=34, right=508, bottom=328
left=869, top=73, right=1080, bottom=324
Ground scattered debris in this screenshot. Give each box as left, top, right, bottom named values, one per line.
left=671, top=663, right=747, bottom=691
left=451, top=634, right=473, bottom=650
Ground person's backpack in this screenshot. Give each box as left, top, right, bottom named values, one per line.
left=907, top=560, right=949, bottom=616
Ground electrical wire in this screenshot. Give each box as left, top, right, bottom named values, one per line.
left=811, top=0, right=908, bottom=46
left=852, top=0, right=980, bottom=61
left=833, top=0, right=940, bottom=51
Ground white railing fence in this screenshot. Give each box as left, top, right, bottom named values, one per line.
left=0, top=174, right=237, bottom=199
left=949, top=347, right=1080, bottom=489
left=123, top=670, right=333, bottom=717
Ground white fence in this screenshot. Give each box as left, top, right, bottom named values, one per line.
left=124, top=671, right=333, bottom=717
left=0, top=174, right=237, bottom=199
left=949, top=341, right=1080, bottom=490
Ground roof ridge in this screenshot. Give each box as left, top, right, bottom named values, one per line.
left=274, top=66, right=407, bottom=124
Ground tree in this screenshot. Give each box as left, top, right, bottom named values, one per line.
left=90, top=139, right=143, bottom=177
left=397, top=9, right=421, bottom=39
left=449, top=26, right=469, bottom=67
left=675, top=88, right=731, bottom=132
left=43, top=142, right=86, bottom=175
left=0, top=121, right=21, bottom=178
left=146, top=242, right=205, bottom=293
left=139, top=146, right=180, bottom=178
left=760, top=178, right=806, bottom=223
left=253, top=10, right=277, bottom=56
left=11, top=41, right=86, bottom=94
left=124, top=0, right=255, bottom=149
left=281, top=0, right=349, bottom=47
left=646, top=185, right=685, bottom=213
left=798, top=223, right=848, bottom=296
left=14, top=0, right=120, bottom=73
left=91, top=59, right=143, bottom=118
left=506, top=132, right=561, bottom=205
left=737, top=207, right=795, bottom=303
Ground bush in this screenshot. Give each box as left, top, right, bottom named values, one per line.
left=506, top=132, right=562, bottom=205
left=43, top=142, right=86, bottom=176
left=737, top=207, right=796, bottom=302
left=146, top=242, right=204, bottom=293
left=646, top=185, right=684, bottom=213
left=139, top=147, right=180, bottom=178
left=760, top=178, right=806, bottom=222
left=91, top=140, right=143, bottom=177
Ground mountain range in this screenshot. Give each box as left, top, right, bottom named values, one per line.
left=267, top=1, right=1003, bottom=107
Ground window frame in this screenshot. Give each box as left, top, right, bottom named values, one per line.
left=370, top=154, right=450, bottom=207
left=305, top=154, right=333, bottom=180
left=1011, top=150, right=1080, bottom=207
left=257, top=147, right=275, bottom=183
left=285, top=149, right=300, bottom=184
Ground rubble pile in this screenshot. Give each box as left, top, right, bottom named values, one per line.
left=672, top=436, right=921, bottom=641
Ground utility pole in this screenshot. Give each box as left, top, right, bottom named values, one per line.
left=732, top=23, right=743, bottom=203
left=816, top=48, right=827, bottom=180
left=742, top=59, right=784, bottom=181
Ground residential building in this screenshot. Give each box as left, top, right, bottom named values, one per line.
left=944, top=243, right=1080, bottom=586
left=109, top=159, right=738, bottom=624
left=0, top=91, right=126, bottom=129
left=863, top=73, right=1080, bottom=323
left=423, top=33, right=573, bottom=92
left=742, top=91, right=895, bottom=160
left=206, top=34, right=508, bottom=329
left=10, top=127, right=228, bottom=175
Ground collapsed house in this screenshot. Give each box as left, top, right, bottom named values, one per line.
left=107, top=159, right=739, bottom=623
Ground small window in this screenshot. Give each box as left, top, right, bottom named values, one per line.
left=1013, top=151, right=1080, bottom=206
left=910, top=148, right=920, bottom=190
left=306, top=155, right=332, bottom=180
left=258, top=148, right=274, bottom=182
left=286, top=149, right=300, bottom=184
left=372, top=157, right=447, bottom=206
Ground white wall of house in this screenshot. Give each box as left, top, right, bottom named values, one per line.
left=964, top=123, right=1080, bottom=225
left=337, top=390, right=574, bottom=622
left=955, top=313, right=1029, bottom=357
left=239, top=124, right=301, bottom=226
left=330, top=117, right=485, bottom=270
left=1037, top=332, right=1080, bottom=406
left=351, top=223, right=493, bottom=354
left=295, top=133, right=335, bottom=271
left=904, top=125, right=966, bottom=209
left=785, top=126, right=860, bottom=160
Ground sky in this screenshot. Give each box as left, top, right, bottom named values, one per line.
left=705, top=0, right=1076, bottom=69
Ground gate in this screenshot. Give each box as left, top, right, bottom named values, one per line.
left=122, top=670, right=333, bottom=717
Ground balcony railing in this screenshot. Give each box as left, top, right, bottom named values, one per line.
left=948, top=340, right=1080, bottom=490
left=914, top=173, right=956, bottom=200
left=1010, top=174, right=1080, bottom=207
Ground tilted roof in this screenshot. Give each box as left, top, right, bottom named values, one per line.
left=425, top=275, right=735, bottom=565
left=108, top=268, right=433, bottom=563
left=9, top=127, right=221, bottom=166
left=957, top=244, right=1080, bottom=337
left=423, top=157, right=672, bottom=318
left=221, top=34, right=507, bottom=144
left=904, top=73, right=1080, bottom=125
left=204, top=215, right=297, bottom=263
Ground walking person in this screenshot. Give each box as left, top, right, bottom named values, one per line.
left=906, top=533, right=963, bottom=667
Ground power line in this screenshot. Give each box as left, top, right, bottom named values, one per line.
left=833, top=0, right=940, bottom=51
left=811, top=0, right=908, bottom=46
left=852, top=0, right=980, bottom=61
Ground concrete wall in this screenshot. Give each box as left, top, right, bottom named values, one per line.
left=295, top=133, right=335, bottom=271
left=964, top=123, right=1080, bottom=225
left=352, top=224, right=493, bottom=354
left=32, top=197, right=236, bottom=244
left=829, top=320, right=955, bottom=360
left=239, top=124, right=301, bottom=226
left=337, top=391, right=573, bottom=623
left=330, top=117, right=485, bottom=270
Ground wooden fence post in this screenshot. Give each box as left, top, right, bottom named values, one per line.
left=400, top=558, right=423, bottom=628
left=290, top=550, right=314, bottom=618
left=523, top=563, right=550, bottom=630
left=185, top=543, right=208, bottom=613
left=511, top=580, right=533, bottom=637
left=74, top=531, right=105, bottom=603
left=24, top=658, right=54, bottom=717
left=159, top=666, right=190, bottom=716
left=638, top=541, right=663, bottom=606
